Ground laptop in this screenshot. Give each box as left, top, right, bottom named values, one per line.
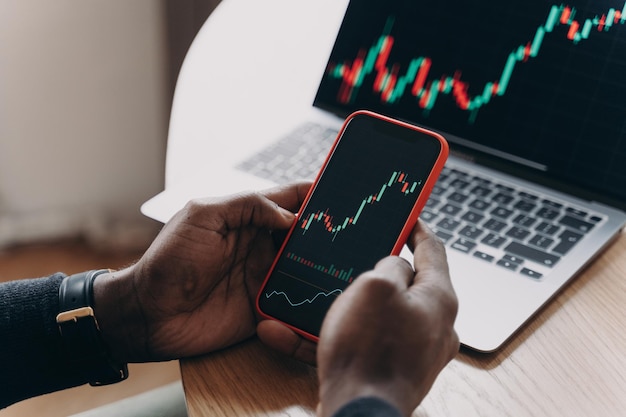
left=142, top=0, right=626, bottom=352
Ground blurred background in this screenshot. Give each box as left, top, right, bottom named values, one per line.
left=0, top=0, right=220, bottom=250
left=0, top=1, right=220, bottom=415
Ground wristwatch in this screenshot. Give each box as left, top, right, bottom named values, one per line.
left=56, top=269, right=129, bottom=386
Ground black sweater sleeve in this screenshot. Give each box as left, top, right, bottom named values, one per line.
left=0, top=274, right=90, bottom=408
left=1, top=276, right=409, bottom=415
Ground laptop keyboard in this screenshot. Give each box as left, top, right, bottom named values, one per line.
left=235, top=122, right=605, bottom=280
left=423, top=167, right=602, bottom=279
left=235, top=122, right=338, bottom=184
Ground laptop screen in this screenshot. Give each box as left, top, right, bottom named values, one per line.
left=313, top=0, right=626, bottom=208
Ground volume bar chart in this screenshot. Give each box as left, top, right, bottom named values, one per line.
left=286, top=252, right=355, bottom=282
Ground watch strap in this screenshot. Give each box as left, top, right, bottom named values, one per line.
left=57, top=270, right=129, bottom=386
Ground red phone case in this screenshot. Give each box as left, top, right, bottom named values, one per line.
left=256, top=110, right=449, bottom=342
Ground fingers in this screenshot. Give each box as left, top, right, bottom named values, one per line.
left=408, top=220, right=453, bottom=289
left=181, top=181, right=312, bottom=234
left=235, top=181, right=313, bottom=231
left=256, top=181, right=313, bottom=231
left=356, top=256, right=414, bottom=292
left=406, top=220, right=459, bottom=326
left=408, top=220, right=447, bottom=267
left=257, top=320, right=317, bottom=365
left=261, top=181, right=312, bottom=213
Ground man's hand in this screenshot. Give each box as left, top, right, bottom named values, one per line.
left=259, top=221, right=459, bottom=417
left=92, top=182, right=311, bottom=363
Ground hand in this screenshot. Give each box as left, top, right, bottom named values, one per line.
left=92, top=182, right=311, bottom=363
left=317, top=220, right=459, bottom=416
left=258, top=221, right=459, bottom=417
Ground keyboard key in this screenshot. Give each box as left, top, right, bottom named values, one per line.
left=257, top=167, right=277, bottom=180
left=536, top=207, right=560, bottom=220
left=535, top=221, right=560, bottom=235
left=491, top=207, right=514, bottom=219
left=518, top=191, right=538, bottom=201
left=435, top=230, right=454, bottom=243
left=505, top=226, right=531, bottom=241
left=459, top=225, right=483, bottom=240
left=492, top=192, right=514, bottom=205
left=425, top=198, right=440, bottom=209
left=566, top=207, right=588, bottom=217
left=552, top=229, right=584, bottom=255
left=451, top=238, right=477, bottom=253
left=437, top=217, right=461, bottom=232
left=497, top=259, right=519, bottom=271
left=448, top=192, right=469, bottom=204
left=520, top=268, right=543, bottom=279
left=450, top=178, right=470, bottom=189
left=472, top=176, right=491, bottom=186
left=473, top=251, right=495, bottom=262
left=470, top=185, right=492, bottom=197
left=441, top=203, right=463, bottom=216
left=276, top=159, right=293, bottom=171
left=419, top=210, right=437, bottom=223
left=495, top=184, right=515, bottom=194
left=437, top=172, right=450, bottom=183
left=297, top=166, right=316, bottom=178
left=482, top=233, right=507, bottom=248
left=528, top=234, right=554, bottom=249
left=483, top=218, right=507, bottom=232
left=431, top=184, right=446, bottom=196
left=502, top=254, right=524, bottom=264
left=450, top=168, right=469, bottom=178
left=513, top=214, right=536, bottom=228
left=542, top=199, right=563, bottom=209
left=468, top=198, right=491, bottom=211
left=461, top=210, right=485, bottom=224
left=559, top=215, right=595, bottom=233
left=513, top=199, right=537, bottom=213
left=504, top=241, right=560, bottom=267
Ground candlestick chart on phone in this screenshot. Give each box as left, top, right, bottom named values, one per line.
left=256, top=107, right=448, bottom=338
left=263, top=168, right=423, bottom=310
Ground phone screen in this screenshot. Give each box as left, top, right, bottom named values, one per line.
left=257, top=111, right=447, bottom=338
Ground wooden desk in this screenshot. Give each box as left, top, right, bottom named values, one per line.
left=181, top=230, right=626, bottom=417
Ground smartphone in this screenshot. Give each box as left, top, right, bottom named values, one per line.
left=256, top=110, right=448, bottom=341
